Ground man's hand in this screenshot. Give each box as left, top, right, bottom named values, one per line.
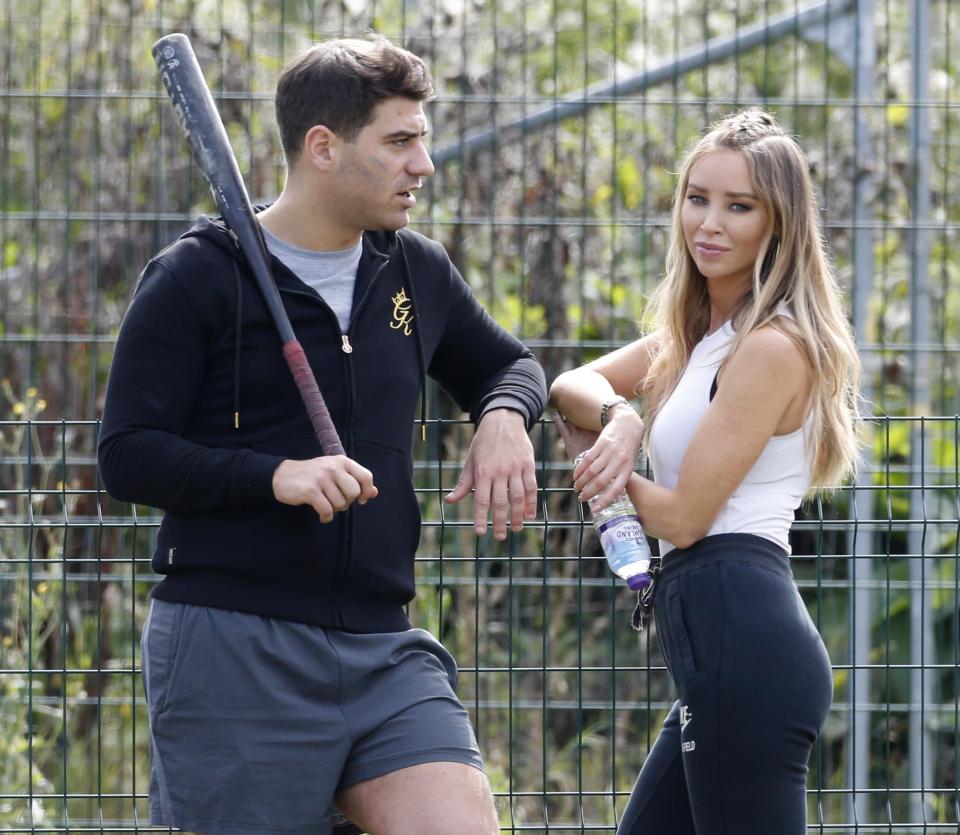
left=272, top=456, right=378, bottom=523
left=445, top=408, right=538, bottom=541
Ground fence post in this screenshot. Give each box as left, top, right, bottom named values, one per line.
left=907, top=0, right=935, bottom=824
left=850, top=0, right=877, bottom=825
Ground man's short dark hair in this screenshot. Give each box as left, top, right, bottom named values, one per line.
left=275, top=34, right=434, bottom=162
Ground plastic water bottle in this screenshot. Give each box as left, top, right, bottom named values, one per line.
left=575, top=453, right=653, bottom=590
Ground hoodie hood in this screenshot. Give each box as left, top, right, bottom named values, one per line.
left=180, top=210, right=404, bottom=263
left=179, top=211, right=402, bottom=260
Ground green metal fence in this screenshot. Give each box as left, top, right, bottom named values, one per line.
left=0, top=416, right=959, bottom=831
left=2, top=0, right=959, bottom=831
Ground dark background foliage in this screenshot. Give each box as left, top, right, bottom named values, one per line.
left=1, top=0, right=958, bottom=830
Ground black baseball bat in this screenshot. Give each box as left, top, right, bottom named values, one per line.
left=151, top=33, right=345, bottom=456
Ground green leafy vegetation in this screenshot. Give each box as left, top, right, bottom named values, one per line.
left=1, top=0, right=959, bottom=830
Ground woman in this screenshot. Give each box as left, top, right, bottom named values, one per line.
left=549, top=109, right=860, bottom=834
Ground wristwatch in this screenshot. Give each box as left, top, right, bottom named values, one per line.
left=600, top=396, right=630, bottom=427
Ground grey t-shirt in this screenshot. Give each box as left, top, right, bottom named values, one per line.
left=261, top=225, right=361, bottom=334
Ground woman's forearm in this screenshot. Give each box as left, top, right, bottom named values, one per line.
left=548, top=367, right=619, bottom=429
left=625, top=473, right=712, bottom=550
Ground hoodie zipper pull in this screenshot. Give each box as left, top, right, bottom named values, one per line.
left=341, top=335, right=353, bottom=354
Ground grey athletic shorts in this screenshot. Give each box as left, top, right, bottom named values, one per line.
left=141, top=599, right=484, bottom=835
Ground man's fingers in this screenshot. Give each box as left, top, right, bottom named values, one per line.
left=471, top=473, right=491, bottom=534
left=521, top=465, right=539, bottom=519
left=310, top=492, right=335, bottom=523
left=332, top=472, right=362, bottom=506
left=445, top=469, right=474, bottom=504
left=489, top=478, right=509, bottom=540
left=273, top=457, right=379, bottom=518
left=342, top=458, right=376, bottom=496
left=508, top=473, right=526, bottom=531
left=321, top=481, right=352, bottom=513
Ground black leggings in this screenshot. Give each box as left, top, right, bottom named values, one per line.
left=617, top=534, right=833, bottom=835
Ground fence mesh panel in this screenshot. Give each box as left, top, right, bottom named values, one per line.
left=1, top=0, right=959, bottom=831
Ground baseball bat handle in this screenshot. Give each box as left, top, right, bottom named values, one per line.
left=282, top=341, right=346, bottom=457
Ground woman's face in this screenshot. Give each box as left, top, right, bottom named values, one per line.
left=681, top=148, right=769, bottom=293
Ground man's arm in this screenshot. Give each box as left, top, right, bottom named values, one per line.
left=98, top=260, right=281, bottom=512
left=444, top=408, right=538, bottom=539
left=427, top=259, right=547, bottom=539
left=98, top=259, right=375, bottom=518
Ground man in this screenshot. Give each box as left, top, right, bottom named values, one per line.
left=98, top=34, right=545, bottom=835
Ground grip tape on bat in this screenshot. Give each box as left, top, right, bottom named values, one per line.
left=283, top=341, right=346, bottom=457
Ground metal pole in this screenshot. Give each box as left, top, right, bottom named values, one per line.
left=431, top=0, right=856, bottom=166
left=907, top=0, right=934, bottom=825
left=850, top=0, right=876, bottom=826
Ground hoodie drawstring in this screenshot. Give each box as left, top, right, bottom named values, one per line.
left=231, top=259, right=244, bottom=429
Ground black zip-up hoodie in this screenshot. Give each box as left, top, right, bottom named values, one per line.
left=98, top=215, right=546, bottom=632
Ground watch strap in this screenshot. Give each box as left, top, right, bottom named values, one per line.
left=600, top=396, right=630, bottom=427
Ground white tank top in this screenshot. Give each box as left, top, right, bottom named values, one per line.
left=647, top=320, right=812, bottom=555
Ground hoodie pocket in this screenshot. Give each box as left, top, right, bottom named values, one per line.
left=155, top=433, right=347, bottom=584
left=249, top=432, right=347, bottom=581
left=347, top=438, right=421, bottom=600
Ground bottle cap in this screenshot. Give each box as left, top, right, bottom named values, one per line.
left=626, top=573, right=652, bottom=591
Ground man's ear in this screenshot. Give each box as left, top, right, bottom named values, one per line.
left=302, top=124, right=338, bottom=171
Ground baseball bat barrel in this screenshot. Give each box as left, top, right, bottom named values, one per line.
left=151, top=33, right=345, bottom=456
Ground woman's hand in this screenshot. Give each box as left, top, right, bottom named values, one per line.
left=555, top=414, right=600, bottom=463
left=560, top=407, right=644, bottom=510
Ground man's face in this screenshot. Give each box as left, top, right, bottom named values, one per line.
left=331, top=97, right=435, bottom=234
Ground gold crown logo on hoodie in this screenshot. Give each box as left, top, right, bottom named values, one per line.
left=390, top=289, right=414, bottom=336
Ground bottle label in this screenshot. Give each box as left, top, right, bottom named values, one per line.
left=596, top=515, right=648, bottom=569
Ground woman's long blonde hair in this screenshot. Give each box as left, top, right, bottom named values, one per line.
left=642, top=109, right=861, bottom=489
